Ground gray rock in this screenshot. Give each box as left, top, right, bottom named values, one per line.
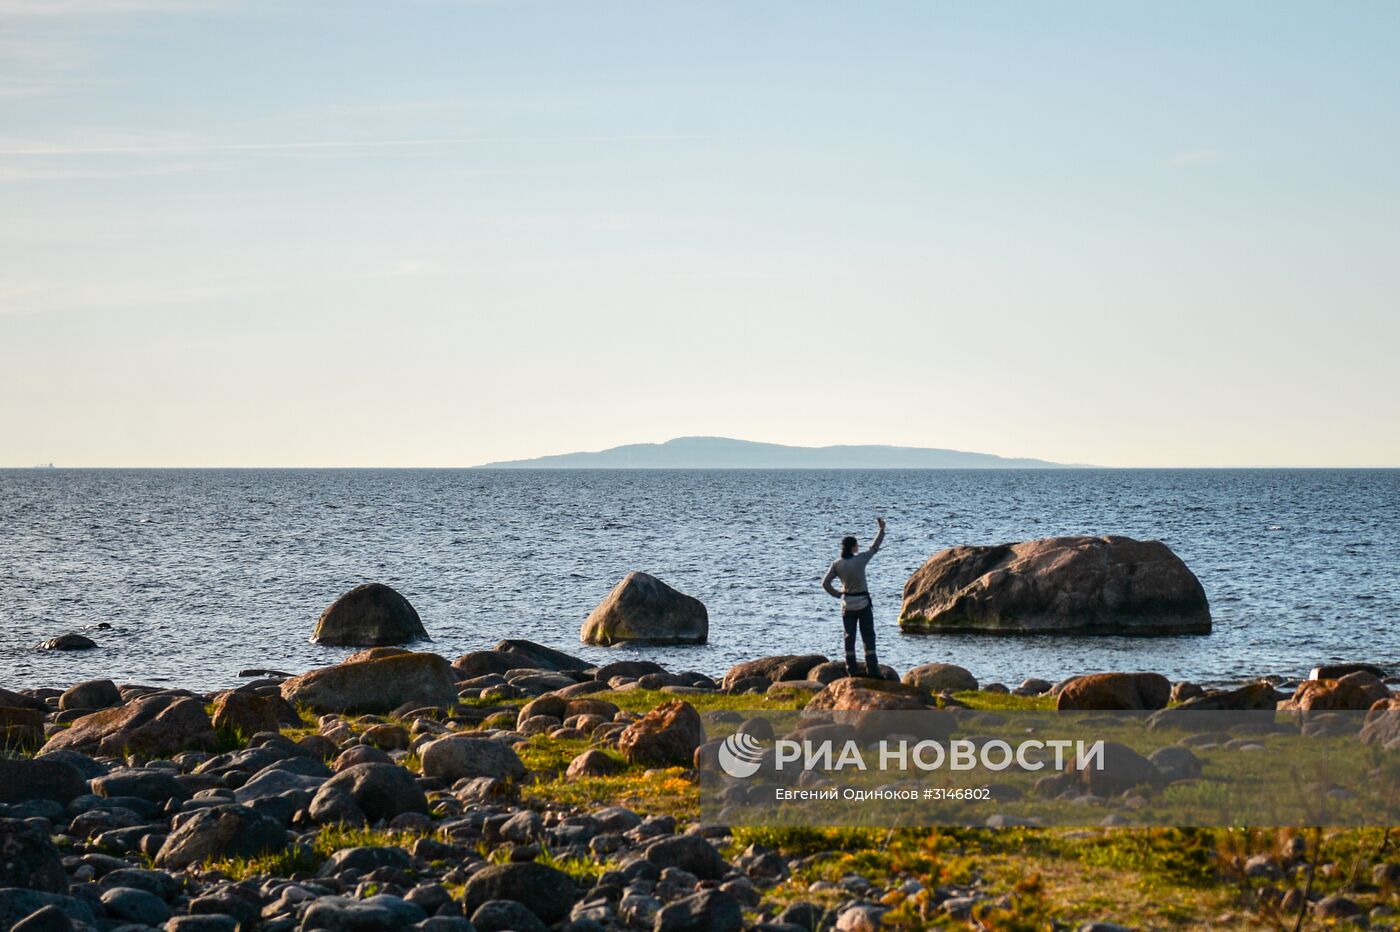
left=0, top=818, right=67, bottom=891
left=420, top=736, right=526, bottom=782
left=643, top=835, right=728, bottom=881
left=653, top=889, right=742, bottom=932
left=42, top=693, right=217, bottom=759
left=11, top=905, right=72, bottom=932
left=100, top=886, right=171, bottom=926
left=902, top=662, right=978, bottom=692
left=312, top=583, right=429, bottom=646
left=472, top=898, right=549, bottom=932
left=281, top=652, right=458, bottom=714
left=0, top=892, right=94, bottom=930
left=317, top=845, right=411, bottom=877
left=59, top=679, right=122, bottom=712
left=1148, top=746, right=1203, bottom=782
left=493, top=639, right=589, bottom=672
left=581, top=572, right=708, bottom=646
left=166, top=916, right=239, bottom=932
left=0, top=757, right=89, bottom=806
left=301, top=893, right=426, bottom=929
left=155, top=804, right=288, bottom=870
left=463, top=862, right=579, bottom=924
left=93, top=768, right=189, bottom=803
left=317, top=763, right=427, bottom=822
left=101, top=867, right=180, bottom=900
left=36, top=633, right=97, bottom=650
left=900, top=535, right=1211, bottom=635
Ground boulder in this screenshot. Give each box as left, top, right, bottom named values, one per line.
left=805, top=678, right=937, bottom=712
left=472, top=899, right=549, bottom=932
left=1075, top=741, right=1165, bottom=796
left=721, top=655, right=827, bottom=689
left=419, top=736, right=526, bottom=783
left=0, top=757, right=88, bottom=805
left=154, top=804, right=288, bottom=869
left=617, top=700, right=705, bottom=767
left=36, top=634, right=97, bottom=651
left=902, top=663, right=978, bottom=693
left=1361, top=697, right=1400, bottom=746
left=311, top=583, right=428, bottom=646
left=43, top=694, right=216, bottom=758
left=566, top=749, right=624, bottom=779
left=1282, top=672, right=1389, bottom=712
left=1311, top=662, right=1387, bottom=681
left=654, top=889, right=743, bottom=932
left=580, top=572, right=708, bottom=646
left=451, top=650, right=519, bottom=679
left=645, top=834, right=728, bottom=880
left=0, top=688, right=45, bottom=712
left=0, top=892, right=94, bottom=930
left=0, top=707, right=44, bottom=749
left=807, top=661, right=898, bottom=685
left=316, top=763, right=427, bottom=822
left=211, top=692, right=283, bottom=737
left=595, top=659, right=665, bottom=681
left=280, top=651, right=456, bottom=714
left=1147, top=681, right=1280, bottom=729
left=59, top=679, right=121, bottom=712
left=1056, top=673, right=1171, bottom=711
left=493, top=639, right=588, bottom=672
left=899, top=535, right=1211, bottom=635
left=0, top=818, right=67, bottom=892
left=462, top=862, right=579, bottom=924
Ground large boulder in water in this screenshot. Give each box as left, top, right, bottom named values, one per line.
left=899, top=535, right=1211, bottom=635
left=311, top=583, right=428, bottom=646
left=280, top=651, right=456, bottom=714
left=580, top=572, right=708, bottom=646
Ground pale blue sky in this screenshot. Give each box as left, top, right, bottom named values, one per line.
left=2, top=1, right=1397, bottom=466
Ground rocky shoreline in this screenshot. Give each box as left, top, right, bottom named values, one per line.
left=3, top=635, right=1398, bottom=932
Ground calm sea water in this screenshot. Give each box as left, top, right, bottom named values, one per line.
left=2, top=469, right=1397, bottom=691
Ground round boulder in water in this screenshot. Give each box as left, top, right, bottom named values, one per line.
left=580, top=571, right=707, bottom=646
left=311, top=583, right=428, bottom=647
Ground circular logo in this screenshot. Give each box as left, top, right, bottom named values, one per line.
left=718, top=731, right=765, bottom=779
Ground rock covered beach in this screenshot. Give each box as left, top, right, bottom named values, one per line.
left=5, top=636, right=1400, bottom=931
left=4, top=537, right=1399, bottom=931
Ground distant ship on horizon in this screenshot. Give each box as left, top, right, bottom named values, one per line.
left=33, top=462, right=56, bottom=469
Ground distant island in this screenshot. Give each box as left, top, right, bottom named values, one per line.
left=476, top=437, right=1080, bottom=469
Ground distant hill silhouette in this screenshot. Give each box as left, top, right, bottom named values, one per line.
left=476, top=437, right=1080, bottom=469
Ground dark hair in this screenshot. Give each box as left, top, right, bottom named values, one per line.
left=841, top=536, right=858, bottom=558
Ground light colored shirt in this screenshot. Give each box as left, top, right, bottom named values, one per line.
left=822, top=525, right=885, bottom=611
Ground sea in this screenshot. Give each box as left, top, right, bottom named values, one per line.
left=2, top=469, right=1397, bottom=691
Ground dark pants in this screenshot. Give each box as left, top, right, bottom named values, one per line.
left=841, top=602, right=878, bottom=676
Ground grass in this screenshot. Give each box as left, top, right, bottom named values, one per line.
left=196, top=686, right=1399, bottom=929
left=208, top=823, right=440, bottom=880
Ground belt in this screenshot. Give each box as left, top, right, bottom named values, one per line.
left=843, top=591, right=869, bottom=597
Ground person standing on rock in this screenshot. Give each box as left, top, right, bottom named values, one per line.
left=821, top=517, right=886, bottom=678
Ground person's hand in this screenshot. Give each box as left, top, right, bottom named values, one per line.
left=877, top=516, right=886, bottom=530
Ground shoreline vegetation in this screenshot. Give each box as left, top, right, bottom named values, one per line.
left=3, top=635, right=1397, bottom=931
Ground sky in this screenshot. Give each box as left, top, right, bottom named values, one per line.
left=1, top=1, right=1397, bottom=467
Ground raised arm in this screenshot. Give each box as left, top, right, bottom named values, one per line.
left=821, top=562, right=842, bottom=598
left=865, top=517, right=887, bottom=558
